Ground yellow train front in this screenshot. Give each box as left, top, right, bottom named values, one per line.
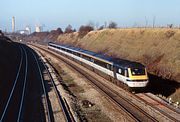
left=114, top=60, right=149, bottom=89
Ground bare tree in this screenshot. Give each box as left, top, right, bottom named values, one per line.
left=104, top=21, right=107, bottom=28
left=65, top=24, right=74, bottom=33
left=167, top=24, right=173, bottom=28
left=57, top=28, right=63, bottom=34
left=98, top=25, right=104, bottom=30
left=145, top=16, right=148, bottom=28
left=78, top=25, right=94, bottom=38
left=108, top=21, right=117, bottom=29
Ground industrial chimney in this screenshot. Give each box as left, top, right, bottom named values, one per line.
left=12, top=17, right=15, bottom=33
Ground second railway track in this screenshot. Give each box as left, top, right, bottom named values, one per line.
left=31, top=48, right=74, bottom=122
left=0, top=45, right=28, bottom=121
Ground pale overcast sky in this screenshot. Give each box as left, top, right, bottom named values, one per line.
left=0, top=0, right=180, bottom=32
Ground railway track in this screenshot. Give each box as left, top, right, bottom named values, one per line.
left=31, top=44, right=160, bottom=121
left=136, top=93, right=180, bottom=121
left=32, top=44, right=180, bottom=122
left=31, top=49, right=74, bottom=122
left=0, top=45, right=28, bottom=121
left=0, top=43, right=75, bottom=121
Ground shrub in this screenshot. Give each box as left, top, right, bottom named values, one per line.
left=78, top=25, right=94, bottom=38
left=50, top=28, right=63, bottom=35
left=108, top=21, right=117, bottom=29
left=98, top=25, right=104, bottom=30
left=56, top=28, right=63, bottom=34
left=165, top=30, right=175, bottom=38
left=65, top=25, right=75, bottom=33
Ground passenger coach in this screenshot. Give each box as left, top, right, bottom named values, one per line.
left=48, top=42, right=149, bottom=89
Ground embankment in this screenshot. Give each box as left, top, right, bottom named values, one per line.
left=57, top=28, right=180, bottom=83
left=0, top=36, right=20, bottom=91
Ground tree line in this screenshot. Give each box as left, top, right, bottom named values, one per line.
left=54, top=21, right=118, bottom=37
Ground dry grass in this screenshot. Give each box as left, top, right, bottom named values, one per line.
left=57, top=28, right=180, bottom=83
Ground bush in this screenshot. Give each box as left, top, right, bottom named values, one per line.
left=50, top=28, right=63, bottom=35
left=108, top=21, right=117, bottom=29
left=165, top=30, right=175, bottom=38
left=56, top=28, right=63, bottom=34
left=78, top=25, right=94, bottom=38
left=65, top=25, right=75, bottom=33
left=98, top=25, right=104, bottom=30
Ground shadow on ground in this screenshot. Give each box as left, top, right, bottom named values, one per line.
left=146, top=73, right=180, bottom=97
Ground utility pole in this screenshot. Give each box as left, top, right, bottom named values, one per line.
left=145, top=16, right=148, bottom=28
left=153, top=16, right=156, bottom=28
left=104, top=21, right=107, bottom=28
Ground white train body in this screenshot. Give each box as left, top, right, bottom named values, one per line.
left=48, top=42, right=149, bottom=88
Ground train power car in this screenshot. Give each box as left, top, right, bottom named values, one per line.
left=48, top=42, right=149, bottom=89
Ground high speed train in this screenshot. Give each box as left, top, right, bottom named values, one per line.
left=48, top=42, right=149, bottom=89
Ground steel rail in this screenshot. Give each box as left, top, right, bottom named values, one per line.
left=17, top=46, right=28, bottom=121
left=31, top=50, right=52, bottom=122
left=0, top=45, right=24, bottom=121
left=41, top=56, right=75, bottom=122
left=144, top=93, right=180, bottom=113
left=138, top=93, right=180, bottom=122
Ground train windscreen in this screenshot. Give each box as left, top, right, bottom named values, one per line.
left=131, top=68, right=145, bottom=75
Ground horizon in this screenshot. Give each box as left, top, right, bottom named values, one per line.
left=0, top=0, right=180, bottom=32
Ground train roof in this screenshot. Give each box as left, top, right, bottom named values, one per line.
left=112, top=58, right=145, bottom=68
left=69, top=47, right=81, bottom=50
left=49, top=42, right=145, bottom=68
left=80, top=50, right=97, bottom=56
left=94, top=53, right=114, bottom=62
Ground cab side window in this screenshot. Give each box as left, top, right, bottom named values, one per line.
left=117, top=68, right=125, bottom=76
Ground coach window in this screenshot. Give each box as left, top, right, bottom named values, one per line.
left=95, top=59, right=107, bottom=68
left=91, top=58, right=94, bottom=62
left=68, top=50, right=72, bottom=53
left=77, top=53, right=80, bottom=57
left=74, top=52, right=77, bottom=56
left=107, top=64, right=113, bottom=70
left=82, top=54, right=91, bottom=61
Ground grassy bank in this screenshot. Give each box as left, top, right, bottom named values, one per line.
left=57, top=28, right=180, bottom=83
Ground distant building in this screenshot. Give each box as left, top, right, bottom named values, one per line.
left=35, top=26, right=41, bottom=32
left=17, top=30, right=29, bottom=35
left=25, top=26, right=31, bottom=34
left=15, top=26, right=31, bottom=35
left=12, top=17, right=15, bottom=33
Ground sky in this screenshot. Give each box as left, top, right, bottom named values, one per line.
left=0, top=0, right=180, bottom=32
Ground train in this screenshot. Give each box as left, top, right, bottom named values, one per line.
left=48, top=42, right=149, bottom=89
